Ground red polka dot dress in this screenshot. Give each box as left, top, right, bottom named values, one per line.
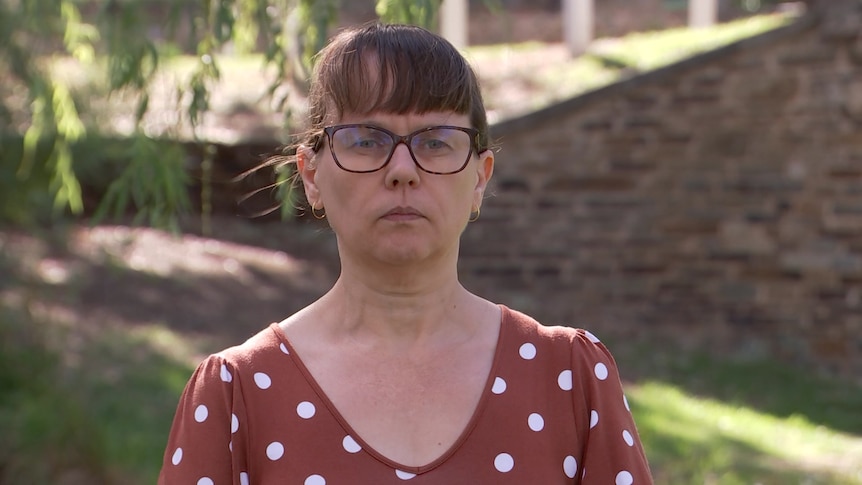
left=159, top=306, right=653, bottom=484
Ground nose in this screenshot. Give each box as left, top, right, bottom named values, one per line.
left=384, top=142, right=420, bottom=189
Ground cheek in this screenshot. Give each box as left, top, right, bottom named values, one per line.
left=315, top=170, right=355, bottom=217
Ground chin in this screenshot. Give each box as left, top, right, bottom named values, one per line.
left=374, top=244, right=430, bottom=265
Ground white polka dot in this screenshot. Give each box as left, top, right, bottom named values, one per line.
left=197, top=479, right=213, bottom=485
left=563, top=455, right=578, bottom=479
left=624, top=394, right=631, bottom=411
left=231, top=414, right=239, bottom=434
left=590, top=410, right=599, bottom=428
left=254, top=372, right=272, bottom=389
left=623, top=429, right=634, bottom=447
left=343, top=435, right=361, bottom=453
left=266, top=442, right=284, bottom=460
left=491, top=377, right=507, bottom=394
left=616, top=470, right=634, bottom=485
left=194, top=404, right=208, bottom=423
left=557, top=369, right=573, bottom=391
left=395, top=470, right=416, bottom=480
left=280, top=342, right=290, bottom=354
left=220, top=364, right=232, bottom=382
left=229, top=440, right=233, bottom=452
left=305, top=474, right=325, bottom=485
left=171, top=447, right=183, bottom=465
left=494, top=453, right=514, bottom=472
left=240, top=472, right=249, bottom=485
left=528, top=413, right=544, bottom=431
left=297, top=401, right=316, bottom=419
left=585, top=330, right=601, bottom=343
left=519, top=343, right=537, bottom=360
left=594, top=362, right=609, bottom=380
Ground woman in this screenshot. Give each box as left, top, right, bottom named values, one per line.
left=159, top=23, right=652, bottom=484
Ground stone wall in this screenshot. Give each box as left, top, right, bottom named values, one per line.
left=460, top=0, right=862, bottom=378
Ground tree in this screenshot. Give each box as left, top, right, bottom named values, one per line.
left=0, top=0, right=447, bottom=231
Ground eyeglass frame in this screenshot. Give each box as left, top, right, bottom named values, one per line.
left=313, top=124, right=483, bottom=175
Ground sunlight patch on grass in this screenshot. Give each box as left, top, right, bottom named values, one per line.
left=629, top=382, right=862, bottom=484
left=467, top=12, right=795, bottom=122
left=588, top=14, right=793, bottom=71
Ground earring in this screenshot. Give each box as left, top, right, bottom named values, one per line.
left=469, top=207, right=480, bottom=223
left=311, top=203, right=326, bottom=220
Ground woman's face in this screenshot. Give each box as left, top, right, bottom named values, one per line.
left=298, top=110, right=494, bottom=267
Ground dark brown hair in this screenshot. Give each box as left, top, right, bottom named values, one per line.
left=238, top=23, right=490, bottom=216
left=305, top=22, right=490, bottom=152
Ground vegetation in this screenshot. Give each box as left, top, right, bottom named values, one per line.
left=0, top=0, right=456, bottom=230
left=1, top=223, right=860, bottom=484
left=4, top=4, right=852, bottom=485
left=2, top=4, right=790, bottom=230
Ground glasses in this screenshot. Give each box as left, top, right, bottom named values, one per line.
left=318, top=124, right=481, bottom=175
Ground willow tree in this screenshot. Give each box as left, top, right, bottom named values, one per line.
left=0, top=0, right=448, bottom=230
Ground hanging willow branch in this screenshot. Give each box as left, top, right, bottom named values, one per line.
left=1, top=0, right=500, bottom=229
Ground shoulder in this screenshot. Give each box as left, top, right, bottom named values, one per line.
left=190, top=323, right=287, bottom=383
left=501, top=305, right=604, bottom=350
left=500, top=305, right=619, bottom=374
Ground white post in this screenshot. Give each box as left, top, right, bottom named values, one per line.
left=563, top=0, right=594, bottom=57
left=440, top=0, right=468, bottom=49
left=689, top=0, right=718, bottom=28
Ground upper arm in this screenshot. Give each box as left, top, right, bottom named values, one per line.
left=570, top=330, right=653, bottom=484
left=158, top=355, right=249, bottom=485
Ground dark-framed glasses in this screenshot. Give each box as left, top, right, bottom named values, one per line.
left=319, top=124, right=481, bottom=175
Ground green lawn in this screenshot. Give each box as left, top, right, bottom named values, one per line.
left=2, top=226, right=861, bottom=484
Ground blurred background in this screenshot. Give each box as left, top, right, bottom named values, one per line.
left=1, top=0, right=861, bottom=483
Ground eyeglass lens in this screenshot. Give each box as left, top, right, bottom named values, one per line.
left=329, top=126, right=473, bottom=174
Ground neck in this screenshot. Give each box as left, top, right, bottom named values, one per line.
left=286, top=238, right=496, bottom=352
left=324, top=269, right=470, bottom=344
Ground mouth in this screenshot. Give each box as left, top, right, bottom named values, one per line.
left=382, top=206, right=424, bottom=221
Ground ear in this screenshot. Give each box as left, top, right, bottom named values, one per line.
left=296, top=145, right=322, bottom=208
left=472, top=149, right=495, bottom=211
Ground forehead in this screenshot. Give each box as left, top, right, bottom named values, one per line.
left=318, top=49, right=473, bottom=125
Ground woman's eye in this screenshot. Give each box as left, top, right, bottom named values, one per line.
left=356, top=139, right=378, bottom=148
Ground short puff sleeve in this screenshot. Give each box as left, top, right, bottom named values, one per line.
left=570, top=330, right=653, bottom=484
left=158, top=355, right=250, bottom=485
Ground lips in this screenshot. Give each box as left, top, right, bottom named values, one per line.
left=383, top=206, right=423, bottom=219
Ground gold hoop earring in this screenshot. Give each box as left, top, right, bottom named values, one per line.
left=469, top=207, right=480, bottom=223
left=311, top=203, right=326, bottom=220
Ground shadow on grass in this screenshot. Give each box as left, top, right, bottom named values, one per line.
left=0, top=221, right=339, bottom=483
left=3, top=221, right=861, bottom=483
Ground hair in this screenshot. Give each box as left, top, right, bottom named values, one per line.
left=305, top=22, right=490, bottom=152
left=238, top=23, right=490, bottom=216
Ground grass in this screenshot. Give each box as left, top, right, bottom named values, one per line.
left=466, top=12, right=794, bottom=121
left=632, top=382, right=862, bottom=484
left=2, top=224, right=861, bottom=484
left=5, top=8, right=855, bottom=484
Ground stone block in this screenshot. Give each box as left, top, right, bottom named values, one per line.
left=719, top=220, right=776, bottom=255
left=778, top=44, right=837, bottom=65
left=543, top=176, right=635, bottom=192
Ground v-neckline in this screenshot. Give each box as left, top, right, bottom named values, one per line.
left=268, top=305, right=509, bottom=474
